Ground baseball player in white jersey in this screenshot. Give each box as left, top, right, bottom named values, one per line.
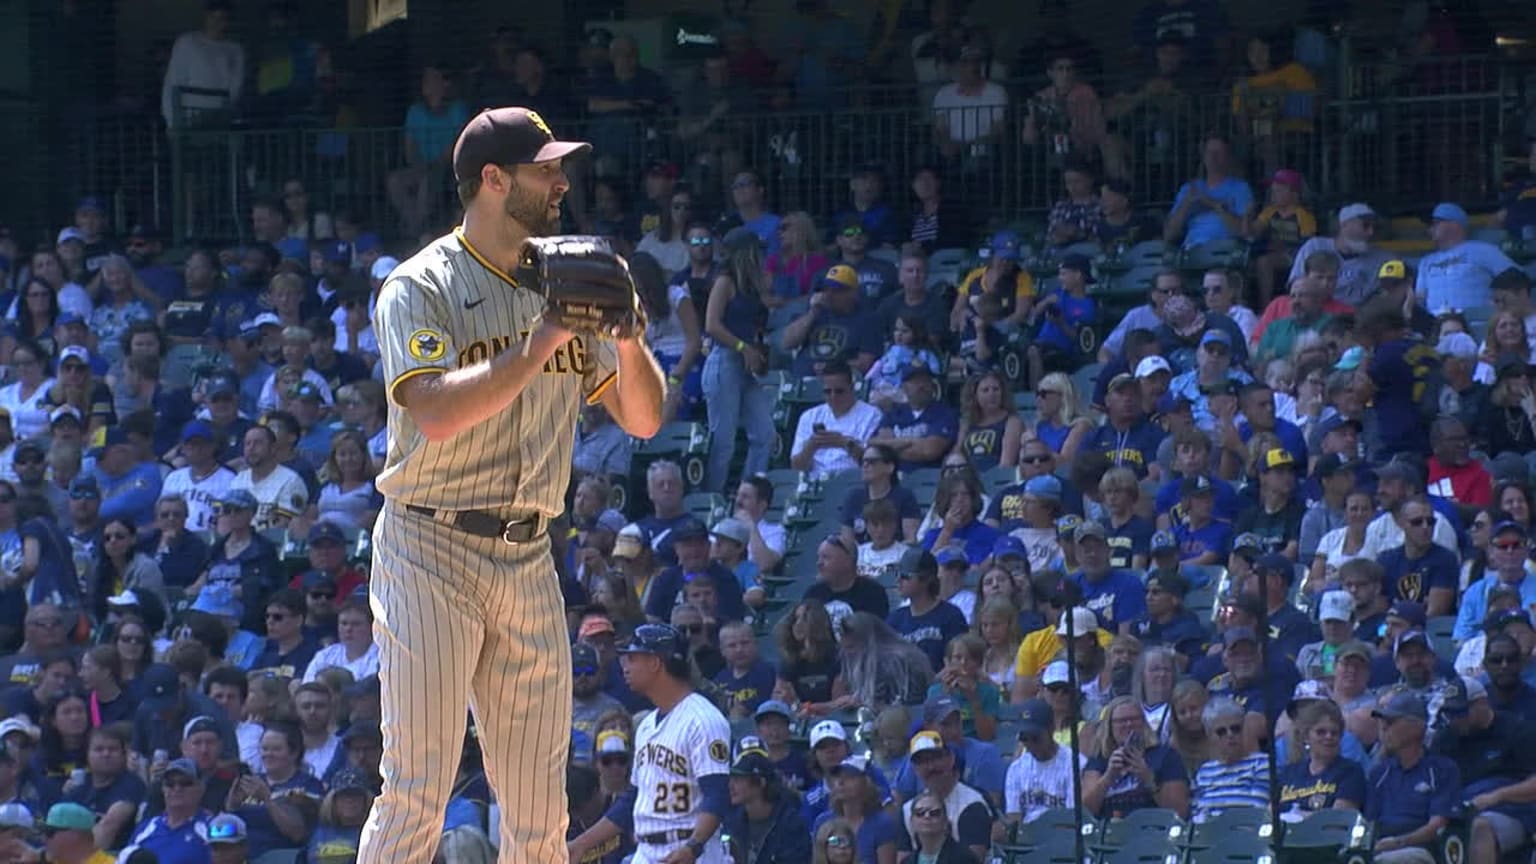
left=357, top=107, right=664, bottom=864
left=567, top=624, right=733, bottom=864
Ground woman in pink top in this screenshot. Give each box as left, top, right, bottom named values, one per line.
left=765, top=211, right=830, bottom=309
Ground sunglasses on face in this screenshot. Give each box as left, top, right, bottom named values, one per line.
left=1407, top=517, right=1432, bottom=527
left=599, top=755, right=629, bottom=766
left=1021, top=454, right=1052, bottom=464
left=104, top=532, right=132, bottom=541
left=117, top=634, right=144, bottom=645
left=161, top=777, right=196, bottom=789
left=1213, top=724, right=1243, bottom=738
left=840, top=227, right=865, bottom=238
left=266, top=612, right=290, bottom=622
left=825, top=836, right=852, bottom=849
left=1310, top=726, right=1341, bottom=738
left=573, top=666, right=598, bottom=677
left=309, top=590, right=335, bottom=599
left=1486, top=653, right=1521, bottom=666
left=688, top=236, right=712, bottom=247
left=913, top=806, right=945, bottom=818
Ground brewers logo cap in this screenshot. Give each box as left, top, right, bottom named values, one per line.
left=452, top=107, right=592, bottom=183
left=617, top=623, right=687, bottom=662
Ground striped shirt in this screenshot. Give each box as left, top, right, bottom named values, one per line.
left=1005, top=744, right=1083, bottom=822
left=373, top=229, right=618, bottom=515
left=1192, top=753, right=1271, bottom=823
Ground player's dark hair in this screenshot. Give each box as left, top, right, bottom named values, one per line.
left=120, top=319, right=166, bottom=357
left=246, top=422, right=278, bottom=446
left=262, top=410, right=299, bottom=441
left=204, top=664, right=250, bottom=701
left=179, top=612, right=230, bottom=659
left=457, top=175, right=483, bottom=208
left=742, top=474, right=773, bottom=507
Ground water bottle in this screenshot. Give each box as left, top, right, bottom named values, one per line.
left=720, top=832, right=736, bottom=864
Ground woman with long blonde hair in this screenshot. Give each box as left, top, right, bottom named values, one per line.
left=1024, top=371, right=1092, bottom=459
left=314, top=428, right=380, bottom=532
left=765, top=211, right=830, bottom=304
left=701, top=228, right=773, bottom=492
left=976, top=597, right=1024, bottom=691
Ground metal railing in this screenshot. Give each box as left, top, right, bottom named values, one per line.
left=87, top=54, right=1512, bottom=244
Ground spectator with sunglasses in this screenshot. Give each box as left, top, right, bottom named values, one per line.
left=250, top=591, right=319, bottom=682
left=570, top=641, right=626, bottom=766
left=830, top=216, right=898, bottom=303
left=1378, top=497, right=1460, bottom=618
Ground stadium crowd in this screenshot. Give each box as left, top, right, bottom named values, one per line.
left=0, top=0, right=1531, bottom=863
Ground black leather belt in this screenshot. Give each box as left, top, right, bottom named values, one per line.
left=404, top=505, right=547, bottom=544
left=638, top=830, right=692, bottom=845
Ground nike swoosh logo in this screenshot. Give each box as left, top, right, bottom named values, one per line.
left=464, top=297, right=486, bottom=310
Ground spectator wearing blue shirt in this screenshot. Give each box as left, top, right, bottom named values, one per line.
left=872, top=364, right=959, bottom=473
left=93, top=428, right=163, bottom=530
left=1164, top=135, right=1254, bottom=250
left=713, top=621, right=777, bottom=719
left=720, top=170, right=782, bottom=256
left=386, top=64, right=469, bottom=239
left=1378, top=497, right=1460, bottom=617
left=123, top=758, right=214, bottom=864
left=1456, top=521, right=1536, bottom=641
left=1366, top=690, right=1461, bottom=862
left=1085, top=374, right=1166, bottom=480
left=887, top=547, right=969, bottom=673
left=783, top=265, right=882, bottom=378
left=1234, top=383, right=1308, bottom=468
left=1071, top=521, right=1146, bottom=635
left=1130, top=570, right=1208, bottom=663
left=1172, top=477, right=1232, bottom=565
left=920, top=475, right=1000, bottom=568
left=1416, top=202, right=1517, bottom=313
left=832, top=164, right=902, bottom=248
left=1167, top=331, right=1254, bottom=431
left=1241, top=554, right=1320, bottom=665
left=1029, top=254, right=1100, bottom=375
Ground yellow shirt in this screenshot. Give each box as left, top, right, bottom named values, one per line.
left=958, top=265, right=1036, bottom=302
left=87, top=852, right=116, bottom=864
left=1013, top=625, right=1114, bottom=679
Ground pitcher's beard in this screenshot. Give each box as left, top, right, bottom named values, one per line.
left=505, top=180, right=561, bottom=236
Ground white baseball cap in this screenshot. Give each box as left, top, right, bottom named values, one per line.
left=809, top=720, right=847, bottom=748
left=0, top=803, right=33, bottom=829
left=1055, top=607, right=1100, bottom=637
left=1041, top=660, right=1071, bottom=687
left=1134, top=355, right=1172, bottom=379
left=595, top=729, right=630, bottom=755
left=1436, top=332, right=1478, bottom=360
left=1337, top=203, right=1376, bottom=223
left=1319, top=590, right=1354, bottom=623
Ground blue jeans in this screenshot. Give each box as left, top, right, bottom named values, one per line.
left=702, top=349, right=773, bottom=492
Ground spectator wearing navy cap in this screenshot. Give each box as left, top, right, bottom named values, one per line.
left=721, top=746, right=812, bottom=864
left=1085, top=374, right=1165, bottom=481
left=222, top=322, right=274, bottom=419
left=287, top=521, right=365, bottom=602
left=802, top=533, right=890, bottom=620
left=642, top=517, right=749, bottom=623
left=1166, top=331, right=1253, bottom=433
left=1205, top=625, right=1300, bottom=732
left=130, top=664, right=236, bottom=762
left=829, top=213, right=899, bottom=302
left=747, top=701, right=810, bottom=792
left=1457, top=522, right=1536, bottom=642
left=1430, top=673, right=1536, bottom=864
left=951, top=231, right=1035, bottom=336
left=1071, top=521, right=1146, bottom=635
left=92, top=427, right=162, bottom=529
left=1131, top=570, right=1206, bottom=663
left=1171, top=476, right=1232, bottom=566
left=123, top=754, right=215, bottom=864
left=311, top=240, right=362, bottom=313
left=1366, top=689, right=1461, bottom=864
left=1242, top=552, right=1320, bottom=662
left=887, top=547, right=968, bottom=673
left=161, top=422, right=235, bottom=533
left=872, top=363, right=959, bottom=474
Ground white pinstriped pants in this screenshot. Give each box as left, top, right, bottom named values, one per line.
left=358, top=502, right=572, bottom=864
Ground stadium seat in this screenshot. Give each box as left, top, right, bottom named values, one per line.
left=1280, top=808, right=1372, bottom=864
left=1096, top=809, right=1187, bottom=851
left=1179, top=238, right=1247, bottom=272
left=1098, top=840, right=1181, bottom=864
left=1010, top=807, right=1094, bottom=850
left=627, top=422, right=709, bottom=515
left=1427, top=615, right=1457, bottom=661
left=682, top=492, right=728, bottom=527
left=1183, top=835, right=1276, bottom=864
left=1186, top=808, right=1276, bottom=849
left=983, top=465, right=1018, bottom=496
left=928, top=247, right=970, bottom=275
left=905, top=468, right=944, bottom=509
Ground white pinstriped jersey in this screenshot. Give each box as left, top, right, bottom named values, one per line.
left=631, top=691, right=731, bottom=836
left=373, top=228, right=618, bottom=516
